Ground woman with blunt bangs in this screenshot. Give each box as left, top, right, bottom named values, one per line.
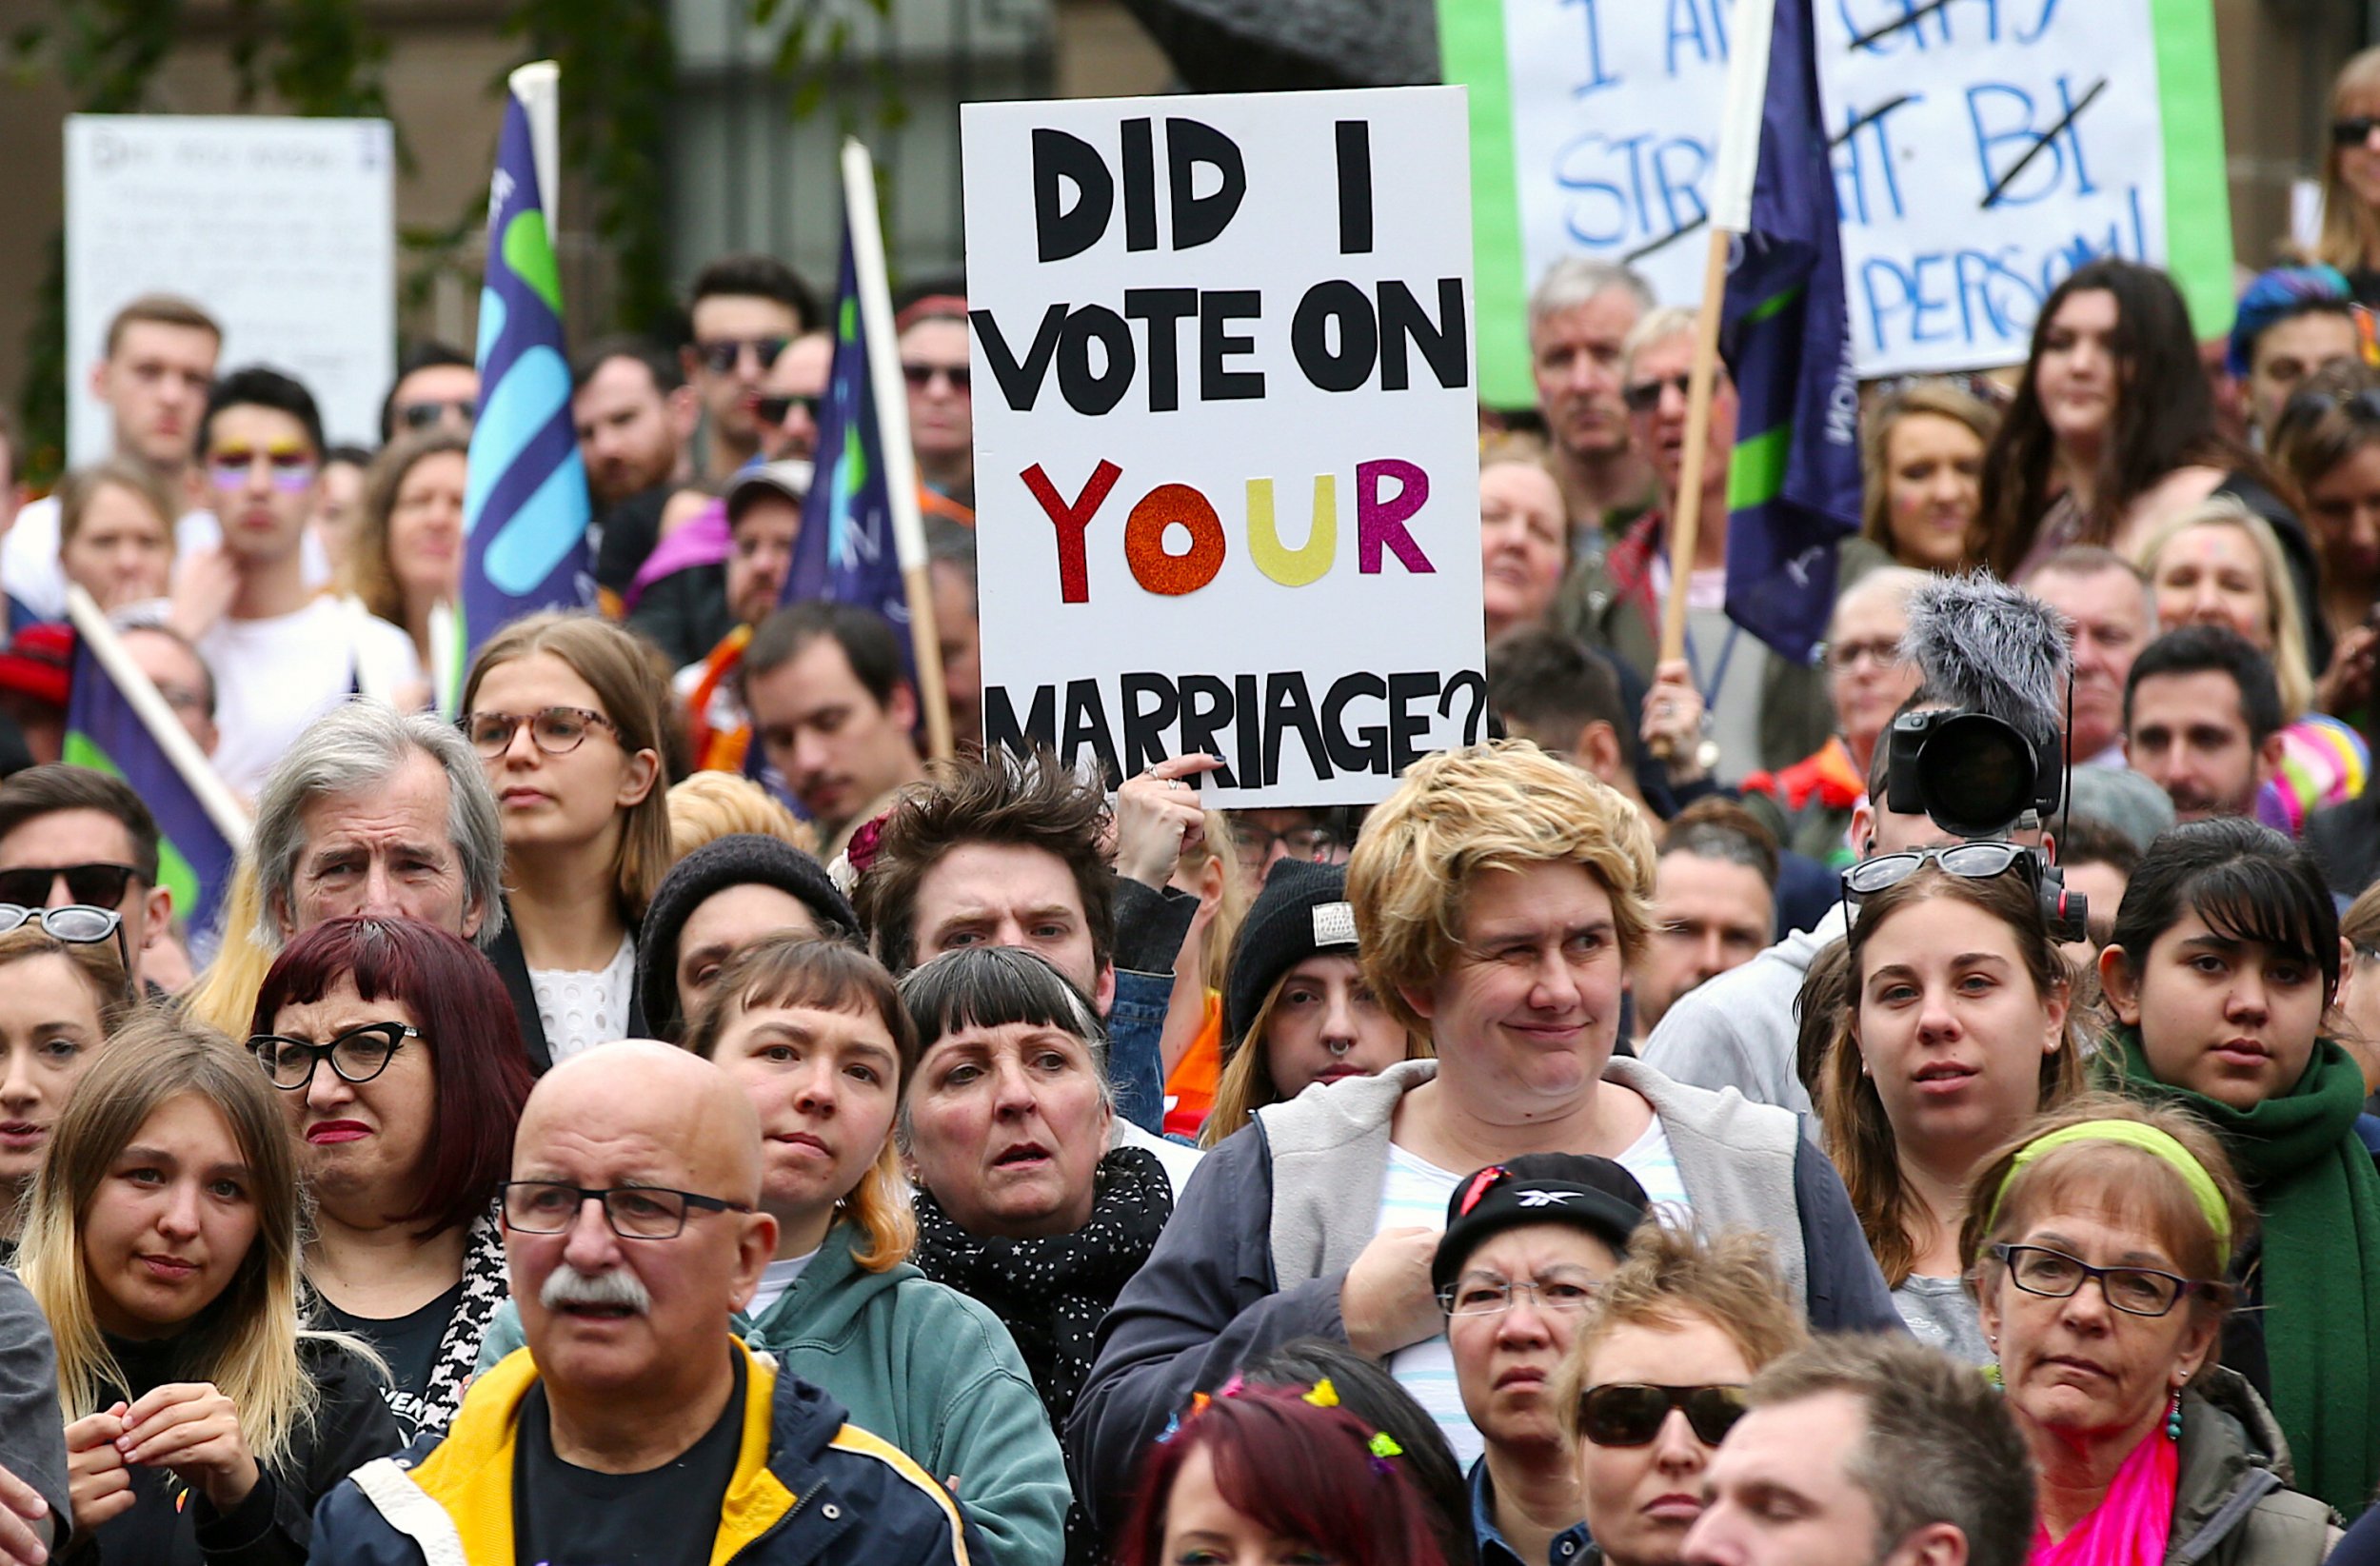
left=21, top=1019, right=401, bottom=1563
left=1069, top=742, right=1896, bottom=1538
left=2095, top=817, right=2380, bottom=1520
left=462, top=610, right=671, bottom=1069
left=249, top=917, right=531, bottom=1440
left=1824, top=861, right=2084, bottom=1361
left=0, top=920, right=140, bottom=1248
left=1116, top=1383, right=1456, bottom=1566
left=1962, top=1096, right=2332, bottom=1564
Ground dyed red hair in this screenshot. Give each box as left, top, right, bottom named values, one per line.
left=251, top=916, right=533, bottom=1237
left=1115, top=1388, right=1453, bottom=1566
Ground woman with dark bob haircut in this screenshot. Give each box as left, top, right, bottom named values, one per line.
left=2095, top=817, right=2380, bottom=1519
left=249, top=916, right=533, bottom=1439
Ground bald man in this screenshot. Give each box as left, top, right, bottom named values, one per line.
left=313, top=1041, right=986, bottom=1566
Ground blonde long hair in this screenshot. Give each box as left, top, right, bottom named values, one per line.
left=184, top=857, right=272, bottom=1038
left=2132, top=496, right=2317, bottom=719
left=17, top=1018, right=336, bottom=1473
left=2316, top=49, right=2380, bottom=274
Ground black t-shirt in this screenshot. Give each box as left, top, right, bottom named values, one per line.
left=513, top=1350, right=745, bottom=1566
left=319, top=1279, right=463, bottom=1441
left=594, top=486, right=677, bottom=595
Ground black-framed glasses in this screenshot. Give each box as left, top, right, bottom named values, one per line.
left=755, top=393, right=821, bottom=426
left=901, top=362, right=970, bottom=393
left=0, top=862, right=135, bottom=909
left=698, top=336, right=790, bottom=375
left=1621, top=372, right=1691, bottom=414
left=2336, top=115, right=2380, bottom=148
left=499, top=1179, right=754, bottom=1240
left=1234, top=824, right=1343, bottom=871
left=249, top=1021, right=420, bottom=1091
left=0, top=904, right=128, bottom=970
left=466, top=705, right=618, bottom=759
left=1577, top=1383, right=1749, bottom=1448
left=1437, top=1271, right=1601, bottom=1317
left=1992, top=1243, right=2201, bottom=1318
left=1841, top=841, right=2032, bottom=904
left=397, top=398, right=477, bottom=431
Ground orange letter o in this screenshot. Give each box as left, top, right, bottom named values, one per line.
left=1123, top=483, right=1227, bottom=596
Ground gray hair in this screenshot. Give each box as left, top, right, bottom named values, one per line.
left=2019, top=545, right=2160, bottom=638
left=1527, top=258, right=1656, bottom=334
left=1830, top=565, right=1932, bottom=632
left=893, top=945, right=1113, bottom=1145
left=250, top=699, right=506, bottom=950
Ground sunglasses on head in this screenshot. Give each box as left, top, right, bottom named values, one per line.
left=0, top=903, right=129, bottom=973
left=1577, top=1383, right=1749, bottom=1448
left=755, top=393, right=822, bottom=425
left=2336, top=116, right=2380, bottom=149
left=0, top=862, right=135, bottom=909
left=1840, top=840, right=2033, bottom=904
left=699, top=337, right=791, bottom=375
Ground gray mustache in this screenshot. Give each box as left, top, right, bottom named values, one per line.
left=542, top=1263, right=651, bottom=1315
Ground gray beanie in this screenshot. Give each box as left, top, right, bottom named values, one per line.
left=2064, top=766, right=2176, bottom=855
left=637, top=833, right=860, bottom=1040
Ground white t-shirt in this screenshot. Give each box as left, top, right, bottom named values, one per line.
left=197, top=595, right=423, bottom=794
left=531, top=934, right=637, bottom=1066
left=746, top=1247, right=820, bottom=1319
left=4, top=496, right=329, bottom=623
left=1378, top=1115, right=1696, bottom=1466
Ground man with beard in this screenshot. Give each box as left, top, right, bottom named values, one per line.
left=576, top=337, right=697, bottom=596
left=2124, top=624, right=2287, bottom=823
left=1634, top=801, right=1777, bottom=1041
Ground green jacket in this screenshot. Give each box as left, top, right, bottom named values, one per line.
left=478, top=1224, right=1069, bottom=1566
left=2169, top=1369, right=2336, bottom=1566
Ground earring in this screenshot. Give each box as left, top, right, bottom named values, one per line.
left=2165, top=1389, right=2183, bottom=1442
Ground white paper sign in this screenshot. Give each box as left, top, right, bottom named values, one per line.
left=1495, top=0, right=2167, bottom=376
left=66, top=115, right=396, bottom=462
left=962, top=87, right=1486, bottom=805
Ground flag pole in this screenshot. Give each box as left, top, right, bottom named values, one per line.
left=64, top=588, right=250, bottom=847
left=1654, top=0, right=1777, bottom=673
left=510, top=62, right=561, bottom=237
left=840, top=138, right=953, bottom=763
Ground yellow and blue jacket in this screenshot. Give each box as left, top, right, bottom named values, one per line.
left=308, top=1338, right=987, bottom=1566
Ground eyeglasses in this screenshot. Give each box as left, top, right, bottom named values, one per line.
left=206, top=446, right=316, bottom=494
left=1577, top=1383, right=1750, bottom=1448
left=1992, top=1242, right=2201, bottom=1318
left=755, top=393, right=821, bottom=426
left=0, top=862, right=136, bottom=909
left=1234, top=825, right=1344, bottom=871
left=397, top=398, right=477, bottom=431
left=902, top=362, right=970, bottom=393
left=0, top=904, right=128, bottom=970
left=465, top=705, right=619, bottom=759
left=1436, top=1271, right=1601, bottom=1317
left=1620, top=373, right=1691, bottom=414
left=1841, top=841, right=2032, bottom=904
left=698, top=337, right=790, bottom=375
left=2335, top=115, right=2380, bottom=148
left=1824, top=637, right=1903, bottom=673
left=250, top=1021, right=420, bottom=1091
left=499, top=1179, right=754, bottom=1240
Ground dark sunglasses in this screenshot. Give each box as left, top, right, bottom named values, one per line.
left=0, top=862, right=136, bottom=909
left=1577, top=1383, right=1749, bottom=1448
left=1620, top=372, right=1690, bottom=414
left=1841, top=840, right=2032, bottom=904
left=901, top=362, right=970, bottom=393
left=2278, top=383, right=2380, bottom=436
left=755, top=393, right=822, bottom=425
left=0, top=903, right=129, bottom=971
left=2336, top=116, right=2380, bottom=149
left=699, top=337, right=791, bottom=375
left=397, top=398, right=477, bottom=431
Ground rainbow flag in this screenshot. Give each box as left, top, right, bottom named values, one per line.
left=456, top=73, right=590, bottom=707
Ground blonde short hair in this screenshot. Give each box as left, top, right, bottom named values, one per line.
left=1348, top=740, right=1656, bottom=1037
left=668, top=770, right=818, bottom=860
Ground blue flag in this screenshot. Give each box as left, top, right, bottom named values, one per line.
left=64, top=638, right=236, bottom=950
left=1718, top=0, right=1862, bottom=667
left=456, top=86, right=591, bottom=706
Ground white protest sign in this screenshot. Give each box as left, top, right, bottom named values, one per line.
left=66, top=115, right=395, bottom=461
left=962, top=87, right=1486, bottom=806
left=1454, top=0, right=2225, bottom=394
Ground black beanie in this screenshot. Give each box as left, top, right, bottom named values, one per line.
left=636, top=833, right=860, bottom=1039
left=1430, top=1154, right=1651, bottom=1298
left=1223, top=858, right=1359, bottom=1056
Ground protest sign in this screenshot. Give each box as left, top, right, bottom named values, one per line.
left=962, top=87, right=1486, bottom=806
left=1446, top=0, right=2231, bottom=402
left=65, top=115, right=394, bottom=460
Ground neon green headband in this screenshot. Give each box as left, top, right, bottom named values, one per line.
left=1986, top=1120, right=2231, bottom=1252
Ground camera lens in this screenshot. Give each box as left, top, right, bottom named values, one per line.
left=1914, top=712, right=2035, bottom=838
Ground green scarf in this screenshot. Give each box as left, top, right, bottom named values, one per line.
left=2101, top=1025, right=2380, bottom=1518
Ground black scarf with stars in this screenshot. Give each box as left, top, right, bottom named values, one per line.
left=911, top=1143, right=1173, bottom=1429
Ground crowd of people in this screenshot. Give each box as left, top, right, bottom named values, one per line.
left=10, top=41, right=2380, bottom=1566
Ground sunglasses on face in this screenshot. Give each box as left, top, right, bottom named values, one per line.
left=1577, top=1383, right=1749, bottom=1448
left=755, top=393, right=822, bottom=426
left=0, top=862, right=136, bottom=908
left=1840, top=840, right=2032, bottom=904
left=699, top=337, right=791, bottom=375
left=207, top=446, right=316, bottom=493
left=902, top=362, right=970, bottom=393
left=2335, top=116, right=2380, bottom=149
left=397, top=398, right=477, bottom=431
left=1620, top=373, right=1691, bottom=414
